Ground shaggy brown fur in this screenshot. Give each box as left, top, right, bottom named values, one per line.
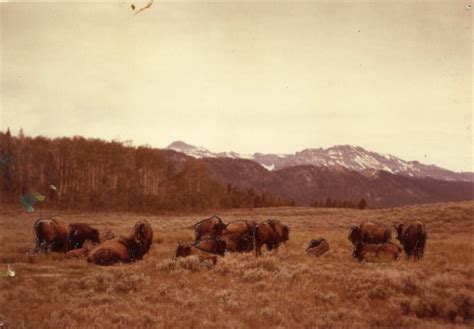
left=353, top=242, right=402, bottom=262
left=131, top=220, right=154, bottom=260
left=87, top=220, right=153, bottom=266
left=68, top=223, right=100, bottom=250
left=174, top=244, right=217, bottom=265
left=195, top=235, right=226, bottom=256
left=194, top=215, right=227, bottom=241
left=348, top=222, right=391, bottom=245
left=220, top=220, right=256, bottom=252
left=306, top=238, right=329, bottom=257
left=395, top=221, right=427, bottom=260
left=34, top=216, right=71, bottom=253
left=253, top=219, right=289, bottom=257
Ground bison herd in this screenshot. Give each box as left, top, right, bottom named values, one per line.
left=32, top=215, right=427, bottom=266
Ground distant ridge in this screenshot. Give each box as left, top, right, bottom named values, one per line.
left=165, top=141, right=473, bottom=182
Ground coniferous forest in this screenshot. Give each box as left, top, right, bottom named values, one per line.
left=0, top=129, right=290, bottom=212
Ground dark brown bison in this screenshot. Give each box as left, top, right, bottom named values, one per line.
left=348, top=222, right=391, bottom=245
left=306, top=238, right=329, bottom=257
left=194, top=215, right=227, bottom=241
left=87, top=220, right=153, bottom=266
left=220, top=220, right=256, bottom=253
left=195, top=235, right=226, bottom=256
left=34, top=216, right=71, bottom=253
left=352, top=242, right=402, bottom=262
left=174, top=244, right=217, bottom=265
left=395, top=221, right=427, bottom=260
left=253, top=219, right=289, bottom=257
left=68, top=223, right=100, bottom=250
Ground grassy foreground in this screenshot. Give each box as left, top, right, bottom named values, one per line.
left=0, top=202, right=473, bottom=328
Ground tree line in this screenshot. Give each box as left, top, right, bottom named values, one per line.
left=0, top=129, right=292, bottom=212
left=312, top=197, right=368, bottom=209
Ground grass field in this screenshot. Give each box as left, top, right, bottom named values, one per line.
left=0, top=201, right=473, bottom=328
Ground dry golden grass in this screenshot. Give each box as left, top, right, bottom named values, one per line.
left=0, top=201, right=473, bottom=328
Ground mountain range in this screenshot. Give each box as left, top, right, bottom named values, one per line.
left=166, top=141, right=473, bottom=182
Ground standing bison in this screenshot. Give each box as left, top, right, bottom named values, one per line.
left=220, top=220, right=256, bottom=253
left=34, top=217, right=102, bottom=254
left=34, top=216, right=71, bottom=253
left=87, top=220, right=153, bottom=266
left=348, top=222, right=391, bottom=245
left=395, top=221, right=427, bottom=260
left=253, top=219, right=289, bottom=257
left=194, top=215, right=227, bottom=241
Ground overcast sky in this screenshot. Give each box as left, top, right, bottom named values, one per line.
left=1, top=1, right=472, bottom=171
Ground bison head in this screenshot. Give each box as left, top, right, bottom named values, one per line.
left=348, top=226, right=362, bottom=245
left=132, top=220, right=153, bottom=259
left=174, top=244, right=192, bottom=258
left=394, top=224, right=404, bottom=243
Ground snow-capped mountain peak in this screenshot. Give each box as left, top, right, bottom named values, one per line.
left=164, top=141, right=472, bottom=181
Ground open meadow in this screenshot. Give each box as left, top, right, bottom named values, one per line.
left=0, top=201, right=473, bottom=329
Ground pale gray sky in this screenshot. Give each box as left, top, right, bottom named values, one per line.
left=1, top=1, right=472, bottom=171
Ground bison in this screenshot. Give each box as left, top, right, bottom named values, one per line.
left=174, top=244, right=217, bottom=265
left=194, top=215, right=227, bottom=241
left=395, top=221, right=427, bottom=260
left=195, top=235, right=226, bottom=256
left=220, top=220, right=256, bottom=253
left=34, top=216, right=71, bottom=253
left=87, top=220, right=153, bottom=266
left=348, top=222, right=391, bottom=246
left=68, top=223, right=100, bottom=250
left=352, top=242, right=402, bottom=262
left=306, top=238, right=329, bottom=257
left=253, top=219, right=289, bottom=257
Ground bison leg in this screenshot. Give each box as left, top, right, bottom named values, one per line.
left=255, top=242, right=262, bottom=257
left=34, top=239, right=42, bottom=254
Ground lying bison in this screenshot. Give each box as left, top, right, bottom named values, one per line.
left=195, top=235, right=226, bottom=256
left=194, top=215, right=227, bottom=241
left=87, top=220, right=153, bottom=266
left=395, top=221, right=427, bottom=260
left=306, top=238, right=329, bottom=257
left=220, top=220, right=256, bottom=253
left=353, top=242, right=402, bottom=262
left=348, top=222, right=391, bottom=245
left=34, top=216, right=71, bottom=253
left=174, top=244, right=217, bottom=265
left=253, top=219, right=289, bottom=257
